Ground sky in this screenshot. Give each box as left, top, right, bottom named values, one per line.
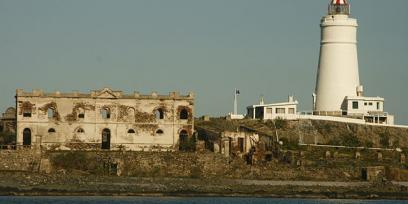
left=0, top=0, right=407, bottom=124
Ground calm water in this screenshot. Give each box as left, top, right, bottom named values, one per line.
left=0, top=197, right=406, bottom=204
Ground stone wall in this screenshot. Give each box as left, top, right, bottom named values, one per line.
left=0, top=148, right=41, bottom=171
left=2, top=145, right=408, bottom=181
left=45, top=148, right=407, bottom=181
left=47, top=151, right=248, bottom=179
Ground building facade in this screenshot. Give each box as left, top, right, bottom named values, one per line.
left=247, top=96, right=298, bottom=120
left=344, top=96, right=393, bottom=124
left=16, top=88, right=194, bottom=151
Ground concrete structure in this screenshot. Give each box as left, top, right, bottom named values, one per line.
left=220, top=131, right=259, bottom=157
left=15, top=88, right=194, bottom=151
left=228, top=89, right=245, bottom=120
left=247, top=96, right=298, bottom=120
left=0, top=107, right=16, bottom=134
left=313, top=0, right=393, bottom=125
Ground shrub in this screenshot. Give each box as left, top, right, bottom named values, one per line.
left=279, top=137, right=299, bottom=150
left=52, top=151, right=90, bottom=171
left=274, top=118, right=287, bottom=129
left=179, top=135, right=197, bottom=152
left=342, top=133, right=361, bottom=147
left=379, top=131, right=390, bottom=148
left=363, top=140, right=374, bottom=148
left=0, top=132, right=16, bottom=145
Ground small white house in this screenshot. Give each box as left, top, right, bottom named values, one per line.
left=247, top=96, right=298, bottom=120
left=344, top=96, right=394, bottom=124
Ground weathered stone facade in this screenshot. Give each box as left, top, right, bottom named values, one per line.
left=15, top=88, right=194, bottom=151
left=0, top=107, right=16, bottom=134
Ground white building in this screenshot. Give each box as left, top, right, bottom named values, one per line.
left=247, top=96, right=298, bottom=120
left=313, top=0, right=393, bottom=125
left=344, top=96, right=394, bottom=124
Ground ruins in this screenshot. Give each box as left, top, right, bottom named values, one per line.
left=15, top=88, right=194, bottom=151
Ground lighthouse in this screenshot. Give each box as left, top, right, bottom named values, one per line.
left=313, top=0, right=361, bottom=116
left=312, top=0, right=394, bottom=125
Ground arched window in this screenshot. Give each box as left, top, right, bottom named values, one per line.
left=78, top=108, right=85, bottom=119
left=155, top=108, right=164, bottom=120
left=179, top=108, right=189, bottom=120
left=101, top=107, right=111, bottom=119
left=23, top=128, right=31, bottom=146
left=155, top=129, right=164, bottom=135
left=101, top=128, right=111, bottom=150
left=76, top=128, right=85, bottom=133
left=48, top=128, right=56, bottom=133
left=128, top=129, right=136, bottom=134
left=47, top=108, right=55, bottom=118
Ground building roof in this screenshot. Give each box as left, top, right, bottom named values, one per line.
left=345, top=96, right=384, bottom=101
left=15, top=88, right=194, bottom=100
left=331, top=0, right=348, bottom=5
left=248, top=101, right=298, bottom=109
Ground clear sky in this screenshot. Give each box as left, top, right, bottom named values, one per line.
left=0, top=0, right=407, bottom=124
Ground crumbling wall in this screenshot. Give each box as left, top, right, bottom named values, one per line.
left=0, top=148, right=41, bottom=171
left=38, top=102, right=61, bottom=122
left=65, top=102, right=95, bottom=123
left=18, top=101, right=35, bottom=115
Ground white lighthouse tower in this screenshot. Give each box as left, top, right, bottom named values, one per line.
left=314, top=0, right=361, bottom=116
left=312, top=0, right=394, bottom=125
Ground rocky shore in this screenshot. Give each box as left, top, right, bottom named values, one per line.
left=1, top=172, right=408, bottom=200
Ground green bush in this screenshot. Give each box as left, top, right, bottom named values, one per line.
left=52, top=151, right=91, bottom=171
left=279, top=137, right=299, bottom=150
left=179, top=135, right=197, bottom=152
left=274, top=118, right=287, bottom=129
left=0, top=132, right=16, bottom=145
left=328, top=138, right=342, bottom=146
left=342, top=133, right=361, bottom=147
left=363, top=140, right=374, bottom=148
left=379, top=131, right=390, bottom=148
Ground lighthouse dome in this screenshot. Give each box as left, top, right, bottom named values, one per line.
left=329, top=0, right=350, bottom=15
left=331, top=0, right=348, bottom=5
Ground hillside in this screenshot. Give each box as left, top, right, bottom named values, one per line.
left=195, top=118, right=408, bottom=149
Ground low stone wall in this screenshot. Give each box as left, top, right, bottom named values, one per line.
left=2, top=146, right=408, bottom=182
left=0, top=148, right=41, bottom=171
left=47, top=151, right=252, bottom=179
left=45, top=150, right=374, bottom=181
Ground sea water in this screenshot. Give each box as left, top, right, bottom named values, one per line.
left=0, top=197, right=406, bottom=204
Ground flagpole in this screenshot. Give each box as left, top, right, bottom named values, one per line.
left=234, top=88, right=237, bottom=115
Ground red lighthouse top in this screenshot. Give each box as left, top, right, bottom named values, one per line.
left=329, top=0, right=350, bottom=15
left=332, top=0, right=348, bottom=5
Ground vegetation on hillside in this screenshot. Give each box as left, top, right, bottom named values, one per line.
left=195, top=118, right=408, bottom=149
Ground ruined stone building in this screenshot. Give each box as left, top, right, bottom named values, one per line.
left=15, top=88, right=194, bottom=151
left=0, top=107, right=16, bottom=134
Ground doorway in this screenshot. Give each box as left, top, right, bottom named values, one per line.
left=101, top=128, right=111, bottom=150
left=23, top=128, right=31, bottom=146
